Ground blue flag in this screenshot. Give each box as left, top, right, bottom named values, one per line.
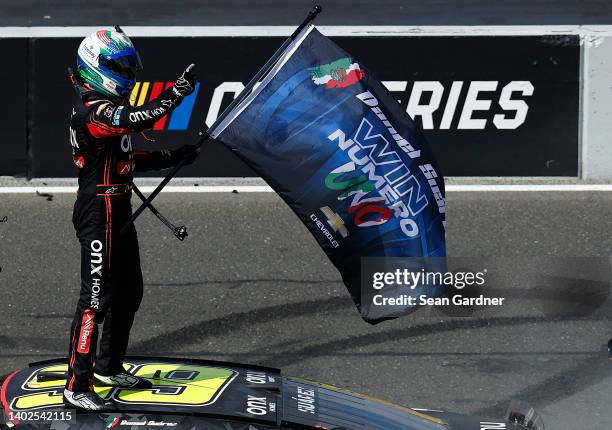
left=209, top=26, right=446, bottom=323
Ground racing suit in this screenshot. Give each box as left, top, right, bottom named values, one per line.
left=66, top=82, right=187, bottom=392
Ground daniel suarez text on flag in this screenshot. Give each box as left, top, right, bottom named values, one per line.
left=202, top=80, right=534, bottom=131
left=321, top=90, right=446, bottom=242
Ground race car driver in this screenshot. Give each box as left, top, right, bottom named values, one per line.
left=64, top=27, right=199, bottom=410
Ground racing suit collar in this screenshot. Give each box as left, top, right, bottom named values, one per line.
left=80, top=83, right=125, bottom=104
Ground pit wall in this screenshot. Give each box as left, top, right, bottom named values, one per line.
left=0, top=26, right=610, bottom=179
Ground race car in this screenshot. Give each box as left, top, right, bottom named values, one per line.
left=0, top=357, right=544, bottom=429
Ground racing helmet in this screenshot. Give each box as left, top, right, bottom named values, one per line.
left=76, top=27, right=143, bottom=99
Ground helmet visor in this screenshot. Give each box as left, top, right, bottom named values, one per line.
left=99, top=49, right=143, bottom=80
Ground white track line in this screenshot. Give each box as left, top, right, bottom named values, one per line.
left=447, top=184, right=612, bottom=192
left=2, top=184, right=612, bottom=193
left=0, top=186, right=270, bottom=193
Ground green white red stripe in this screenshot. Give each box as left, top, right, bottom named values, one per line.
left=311, top=57, right=365, bottom=88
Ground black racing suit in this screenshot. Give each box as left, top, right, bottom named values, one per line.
left=66, top=83, right=184, bottom=392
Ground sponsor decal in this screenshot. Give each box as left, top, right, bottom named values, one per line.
left=160, top=99, right=176, bottom=109
left=311, top=57, right=365, bottom=89
left=246, top=395, right=270, bottom=416
left=126, top=106, right=167, bottom=123
left=98, top=185, right=131, bottom=194
left=310, top=213, right=340, bottom=248
left=73, top=156, right=85, bottom=169
left=116, top=161, right=135, bottom=175
left=69, top=125, right=79, bottom=150
left=117, top=135, right=135, bottom=175
left=151, top=106, right=166, bottom=117
left=120, top=135, right=133, bottom=153
left=292, top=386, right=316, bottom=415
left=90, top=239, right=103, bottom=310
left=112, top=106, right=123, bottom=126
left=77, top=309, right=95, bottom=354
left=319, top=206, right=348, bottom=238
left=129, top=110, right=153, bottom=122
left=82, top=43, right=96, bottom=60
left=245, top=371, right=275, bottom=384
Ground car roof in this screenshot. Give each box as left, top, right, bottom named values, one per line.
left=2, top=357, right=447, bottom=430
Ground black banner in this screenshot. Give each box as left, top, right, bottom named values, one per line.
left=0, top=39, right=27, bottom=177
left=22, top=34, right=580, bottom=177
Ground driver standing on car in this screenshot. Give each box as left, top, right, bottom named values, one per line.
left=64, top=27, right=199, bottom=410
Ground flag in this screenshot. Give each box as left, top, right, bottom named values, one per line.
left=310, top=57, right=365, bottom=88
left=209, top=25, right=446, bottom=323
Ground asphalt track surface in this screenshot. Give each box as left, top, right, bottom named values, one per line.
left=3, top=0, right=612, bottom=26
left=0, top=190, right=610, bottom=429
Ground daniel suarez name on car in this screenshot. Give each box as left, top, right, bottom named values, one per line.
left=292, top=386, right=316, bottom=415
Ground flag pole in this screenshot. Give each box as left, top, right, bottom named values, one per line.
left=210, top=4, right=322, bottom=133
left=121, top=5, right=322, bottom=235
